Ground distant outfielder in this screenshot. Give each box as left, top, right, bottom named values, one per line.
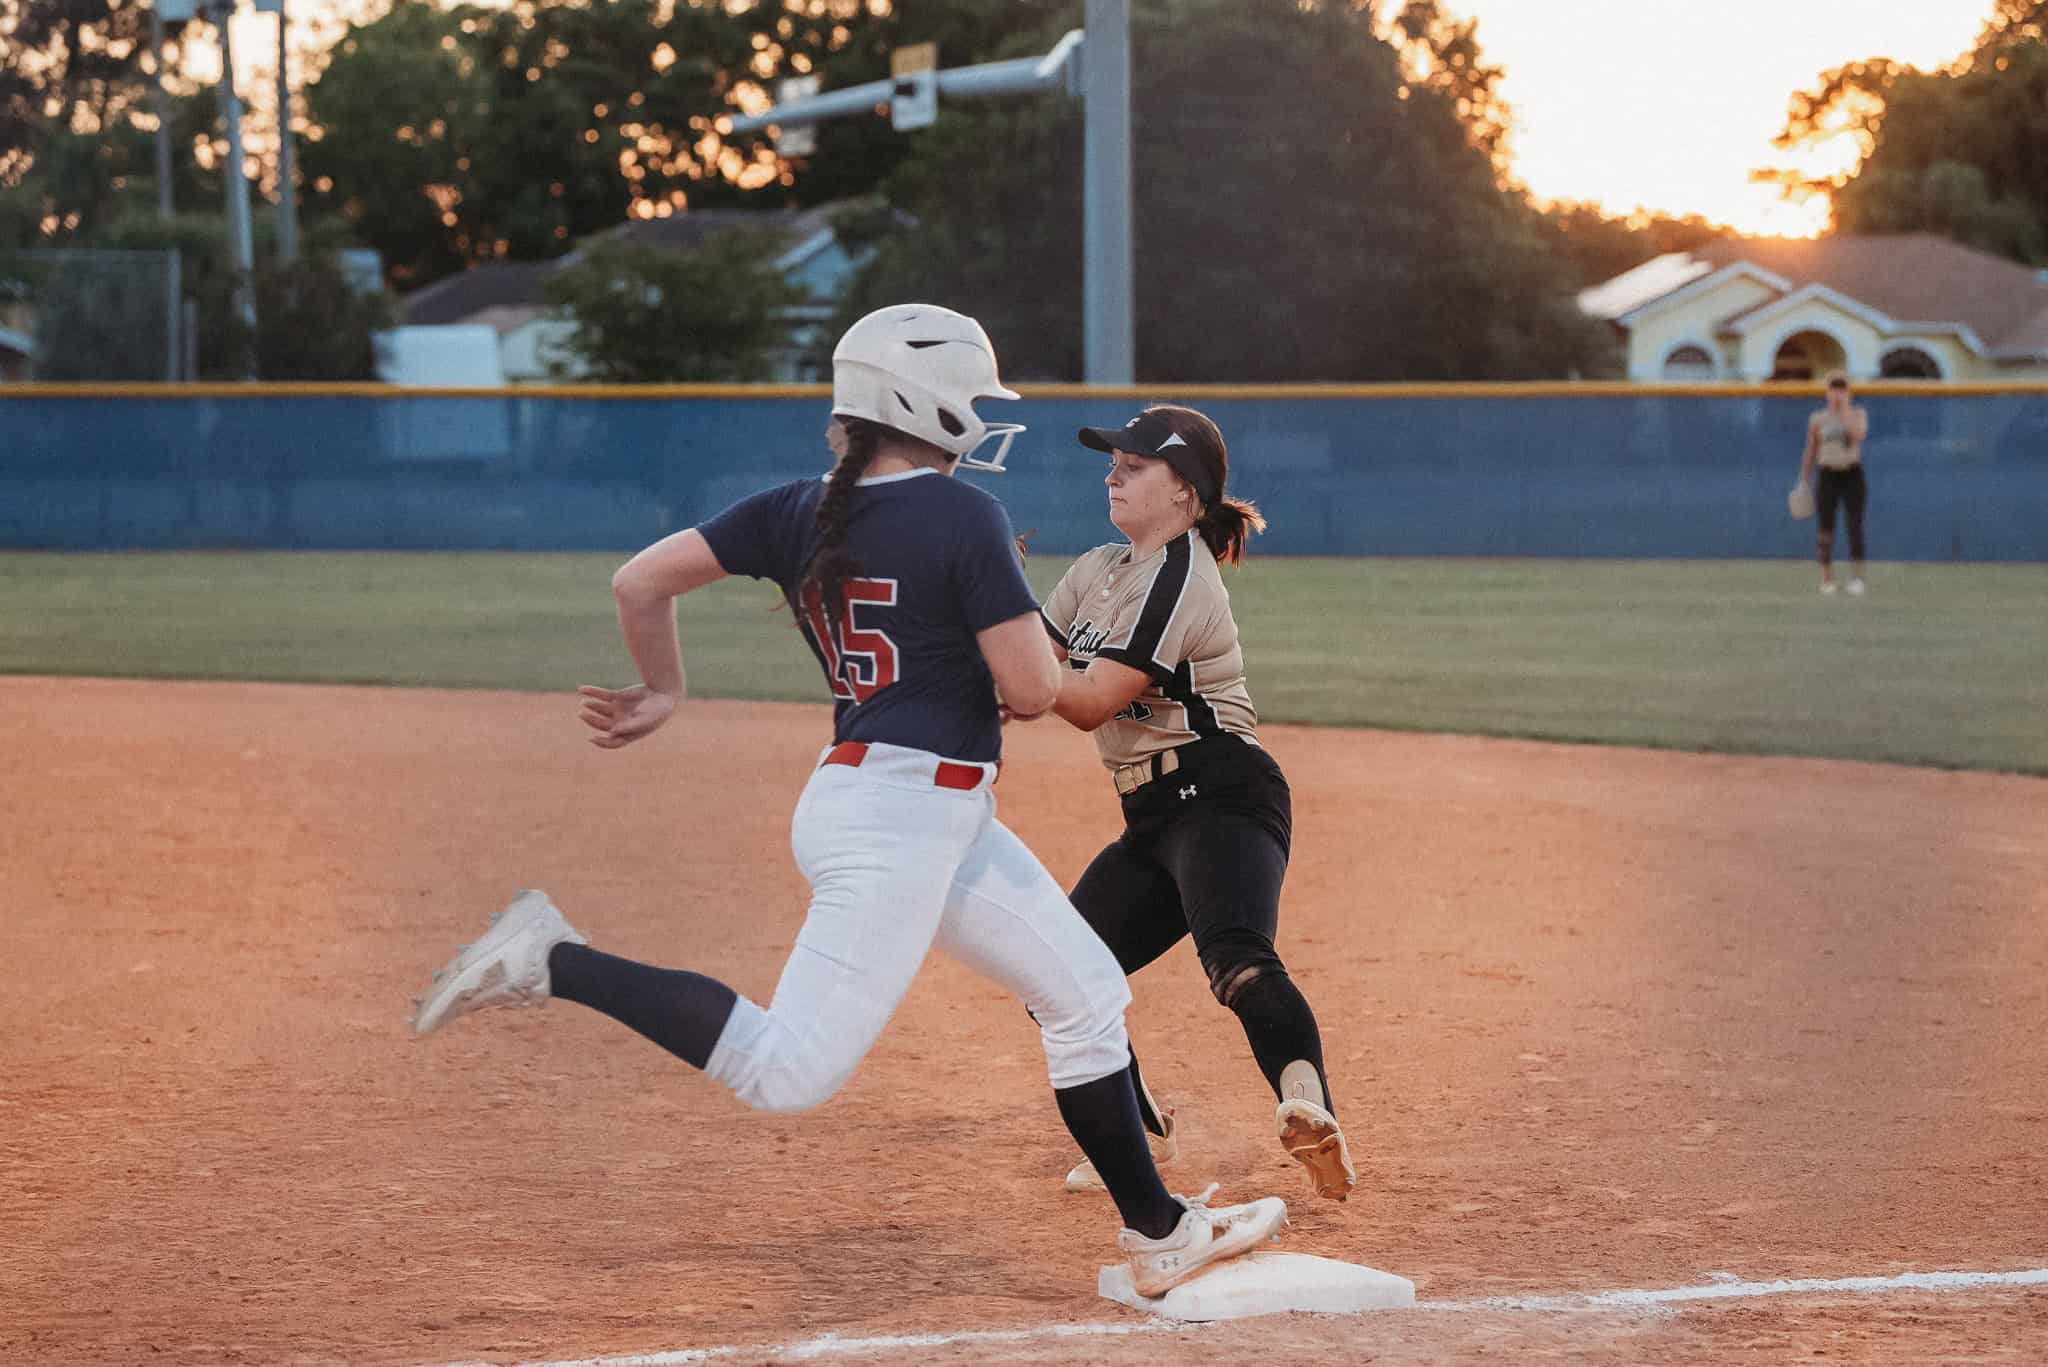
left=1796, top=371, right=1871, bottom=596
left=1020, top=404, right=1357, bottom=1203
left=410, top=307, right=1286, bottom=1295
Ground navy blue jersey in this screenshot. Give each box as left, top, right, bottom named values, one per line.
left=697, top=468, right=1039, bottom=763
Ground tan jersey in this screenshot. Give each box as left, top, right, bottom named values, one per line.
left=1040, top=531, right=1258, bottom=768
left=1815, top=410, right=1863, bottom=470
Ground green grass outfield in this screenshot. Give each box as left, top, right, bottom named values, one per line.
left=4, top=551, right=2043, bottom=775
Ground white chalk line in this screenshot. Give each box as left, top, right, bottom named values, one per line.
left=1418, top=1265, right=2048, bottom=1315
left=427, top=1265, right=2048, bottom=1367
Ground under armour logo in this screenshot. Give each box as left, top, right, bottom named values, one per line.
left=1158, top=432, right=1189, bottom=450
left=1179, top=785, right=1197, bottom=800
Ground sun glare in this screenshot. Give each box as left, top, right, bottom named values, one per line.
left=1469, top=0, right=1990, bottom=235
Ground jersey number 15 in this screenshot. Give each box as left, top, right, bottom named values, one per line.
left=801, top=577, right=900, bottom=704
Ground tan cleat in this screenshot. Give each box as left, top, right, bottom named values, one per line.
left=1066, top=1107, right=1177, bottom=1192
left=1277, top=1098, right=1356, bottom=1202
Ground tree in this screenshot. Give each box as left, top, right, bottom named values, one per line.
left=1536, top=202, right=1734, bottom=291
left=1381, top=0, right=1512, bottom=177
left=0, top=0, right=184, bottom=246
left=840, top=0, right=1613, bottom=381
left=1770, top=4, right=2048, bottom=262
left=537, top=232, right=802, bottom=382
left=296, top=0, right=1070, bottom=293
left=76, top=211, right=394, bottom=380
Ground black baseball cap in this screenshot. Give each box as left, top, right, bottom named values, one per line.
left=1077, top=406, right=1226, bottom=506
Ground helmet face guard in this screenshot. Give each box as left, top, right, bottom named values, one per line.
left=831, top=305, right=1024, bottom=464
left=957, top=422, right=1026, bottom=473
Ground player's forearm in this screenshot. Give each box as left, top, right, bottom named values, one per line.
left=613, top=587, right=687, bottom=699
left=1050, top=671, right=1120, bottom=732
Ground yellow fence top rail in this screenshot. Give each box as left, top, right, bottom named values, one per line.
left=5, top=380, right=2048, bottom=401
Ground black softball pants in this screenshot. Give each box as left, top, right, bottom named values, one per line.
left=1069, top=734, right=1333, bottom=1117
left=1816, top=465, right=1868, bottom=562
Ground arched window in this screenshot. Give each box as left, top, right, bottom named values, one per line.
left=1879, top=346, right=1942, bottom=380
left=1768, top=329, right=1847, bottom=382
left=1661, top=344, right=1717, bottom=381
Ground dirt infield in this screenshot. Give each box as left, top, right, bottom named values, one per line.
left=5, top=676, right=2046, bottom=1366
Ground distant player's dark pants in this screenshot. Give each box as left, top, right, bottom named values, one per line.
left=1815, top=465, right=1868, bottom=563
left=1069, top=733, right=1333, bottom=1116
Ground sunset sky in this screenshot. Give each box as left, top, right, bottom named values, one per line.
left=1462, top=0, right=1994, bottom=235
left=205, top=0, right=2001, bottom=238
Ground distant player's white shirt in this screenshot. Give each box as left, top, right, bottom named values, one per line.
left=1041, top=530, right=1258, bottom=769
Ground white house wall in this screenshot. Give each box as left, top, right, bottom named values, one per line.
left=1734, top=297, right=1882, bottom=380
left=1626, top=275, right=1780, bottom=380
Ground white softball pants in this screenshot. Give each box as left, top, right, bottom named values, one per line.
left=704, top=743, right=1133, bottom=1114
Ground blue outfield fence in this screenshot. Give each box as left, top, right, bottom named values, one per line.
left=3, top=384, right=2046, bottom=559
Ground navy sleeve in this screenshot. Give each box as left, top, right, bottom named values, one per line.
left=696, top=480, right=814, bottom=588
left=951, top=491, right=1042, bottom=634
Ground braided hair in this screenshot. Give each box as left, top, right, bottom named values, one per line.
left=799, top=416, right=884, bottom=633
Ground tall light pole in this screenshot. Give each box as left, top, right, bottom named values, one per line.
left=727, top=15, right=1135, bottom=383
left=194, top=0, right=259, bottom=371
left=265, top=0, right=299, bottom=263
left=150, top=4, right=176, bottom=219
left=1082, top=0, right=1133, bottom=385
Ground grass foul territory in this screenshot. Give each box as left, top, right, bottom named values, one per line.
left=2, top=551, right=2043, bottom=774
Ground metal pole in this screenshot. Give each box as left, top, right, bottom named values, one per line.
left=274, top=0, right=299, bottom=263
left=150, top=6, right=176, bottom=219
left=1083, top=0, right=1133, bottom=384
left=166, top=247, right=183, bottom=380
left=215, top=2, right=258, bottom=371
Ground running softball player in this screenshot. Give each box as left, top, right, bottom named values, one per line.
left=410, top=308, right=1285, bottom=1294
left=1025, top=404, right=1356, bottom=1203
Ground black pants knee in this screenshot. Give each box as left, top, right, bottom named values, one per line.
left=1816, top=466, right=1868, bottom=562
left=1068, top=735, right=1334, bottom=1114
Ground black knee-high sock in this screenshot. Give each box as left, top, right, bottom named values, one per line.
left=546, top=942, right=737, bottom=1071
left=1230, top=972, right=1334, bottom=1115
left=1054, top=1070, right=1183, bottom=1240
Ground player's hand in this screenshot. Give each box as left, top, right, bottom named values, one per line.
left=577, top=683, right=677, bottom=748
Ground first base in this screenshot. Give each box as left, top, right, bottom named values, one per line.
left=1098, top=1251, right=1416, bottom=1321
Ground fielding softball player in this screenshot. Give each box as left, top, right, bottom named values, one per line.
left=1797, top=371, right=1872, bottom=596
left=410, top=307, right=1286, bottom=1295
left=1023, top=404, right=1356, bottom=1203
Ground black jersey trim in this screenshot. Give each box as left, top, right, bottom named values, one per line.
left=1039, top=609, right=1068, bottom=646
left=1114, top=532, right=1193, bottom=675
left=1162, top=658, right=1224, bottom=738
left=1097, top=645, right=1174, bottom=685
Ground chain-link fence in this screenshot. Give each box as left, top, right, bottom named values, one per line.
left=0, top=249, right=186, bottom=382
left=3, top=387, right=2046, bottom=557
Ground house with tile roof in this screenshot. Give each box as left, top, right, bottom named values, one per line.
left=1579, top=233, right=2048, bottom=383
left=393, top=202, right=866, bottom=385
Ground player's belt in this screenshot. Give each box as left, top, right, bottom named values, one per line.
left=823, top=741, right=987, bottom=791
left=1111, top=748, right=1183, bottom=797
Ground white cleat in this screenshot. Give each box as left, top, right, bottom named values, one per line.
left=411, top=890, right=587, bottom=1037
left=1117, top=1185, right=1289, bottom=1298
left=1277, top=1099, right=1357, bottom=1202
left=1847, top=577, right=1866, bottom=596
left=1820, top=581, right=1839, bottom=595
left=1067, top=1107, right=1178, bottom=1192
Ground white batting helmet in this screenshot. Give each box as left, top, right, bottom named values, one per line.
left=831, top=304, right=1025, bottom=471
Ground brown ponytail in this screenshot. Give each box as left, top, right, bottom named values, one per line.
left=1196, top=495, right=1267, bottom=566
left=800, top=417, right=882, bottom=632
